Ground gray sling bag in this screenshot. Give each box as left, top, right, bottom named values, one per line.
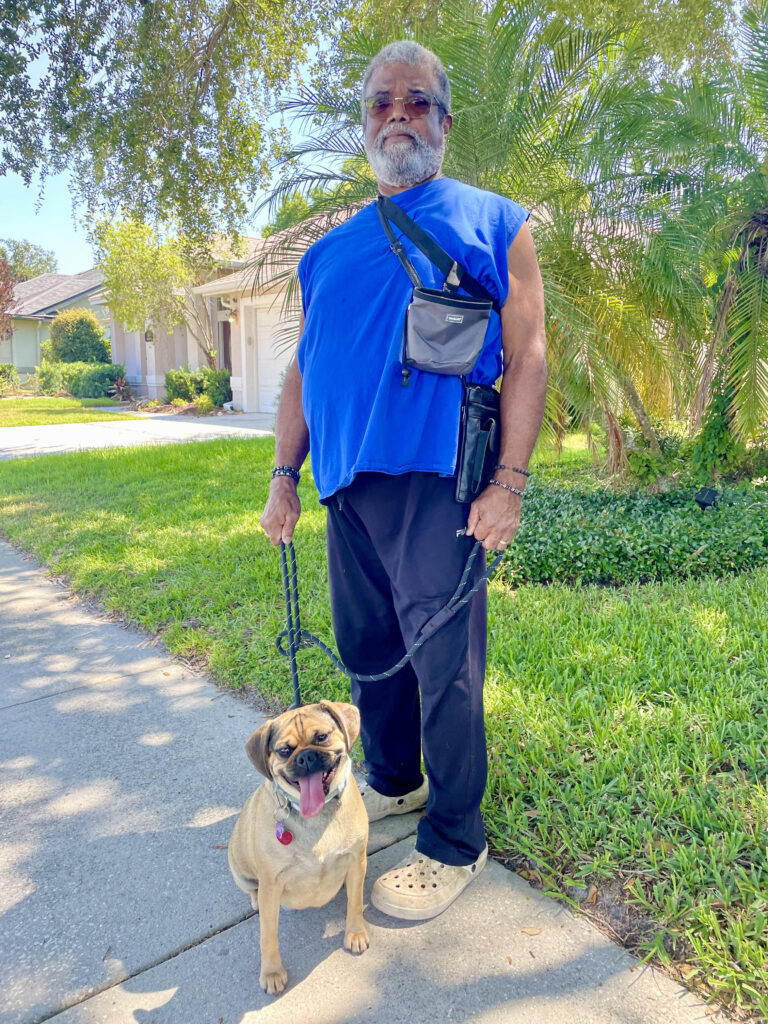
left=376, top=195, right=499, bottom=385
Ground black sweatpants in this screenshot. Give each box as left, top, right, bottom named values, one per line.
left=326, top=471, right=487, bottom=866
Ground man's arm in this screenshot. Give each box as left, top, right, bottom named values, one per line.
left=260, top=314, right=310, bottom=545
left=465, top=222, right=547, bottom=550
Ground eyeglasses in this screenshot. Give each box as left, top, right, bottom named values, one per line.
left=364, top=91, right=444, bottom=120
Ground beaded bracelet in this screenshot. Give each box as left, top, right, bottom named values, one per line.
left=272, top=465, right=300, bottom=483
left=489, top=479, right=525, bottom=497
left=494, top=464, right=531, bottom=478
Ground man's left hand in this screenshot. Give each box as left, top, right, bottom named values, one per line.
left=466, top=485, right=522, bottom=551
left=462, top=485, right=524, bottom=552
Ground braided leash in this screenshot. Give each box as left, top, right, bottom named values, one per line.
left=276, top=539, right=507, bottom=707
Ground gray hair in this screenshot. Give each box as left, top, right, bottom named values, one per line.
left=361, top=41, right=451, bottom=121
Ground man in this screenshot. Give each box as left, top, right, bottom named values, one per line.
left=261, top=40, right=547, bottom=920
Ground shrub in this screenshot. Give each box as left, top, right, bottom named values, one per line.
left=64, top=363, right=125, bottom=399
left=194, top=393, right=215, bottom=415
left=48, top=308, right=111, bottom=363
left=35, top=359, right=65, bottom=394
left=164, top=365, right=232, bottom=406
left=200, top=366, right=232, bottom=407
left=165, top=367, right=199, bottom=403
left=0, top=363, right=19, bottom=396
left=507, top=481, right=768, bottom=585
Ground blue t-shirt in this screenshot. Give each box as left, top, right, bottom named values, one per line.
left=297, top=176, right=529, bottom=501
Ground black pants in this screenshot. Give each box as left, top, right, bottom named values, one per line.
left=326, top=471, right=487, bottom=865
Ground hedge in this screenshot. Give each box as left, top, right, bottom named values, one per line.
left=36, top=360, right=126, bottom=399
left=508, top=482, right=768, bottom=585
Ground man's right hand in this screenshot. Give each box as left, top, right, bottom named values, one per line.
left=260, top=477, right=301, bottom=545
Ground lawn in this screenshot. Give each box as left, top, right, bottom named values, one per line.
left=0, top=436, right=765, bottom=1020
left=0, top=397, right=139, bottom=427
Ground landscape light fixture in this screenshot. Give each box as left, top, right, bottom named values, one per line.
left=694, top=487, right=720, bottom=510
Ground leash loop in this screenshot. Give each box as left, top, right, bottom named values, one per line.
left=275, top=539, right=507, bottom=705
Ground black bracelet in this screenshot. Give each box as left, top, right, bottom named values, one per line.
left=489, top=479, right=525, bottom=497
left=272, top=465, right=300, bottom=483
left=495, top=464, right=531, bottom=478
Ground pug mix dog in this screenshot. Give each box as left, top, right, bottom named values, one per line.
left=228, top=700, right=369, bottom=994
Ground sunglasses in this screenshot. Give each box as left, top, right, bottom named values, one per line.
left=364, top=91, right=444, bottom=120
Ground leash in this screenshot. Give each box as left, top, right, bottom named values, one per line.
left=276, top=538, right=507, bottom=707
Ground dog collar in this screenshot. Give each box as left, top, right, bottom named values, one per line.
left=273, top=760, right=351, bottom=816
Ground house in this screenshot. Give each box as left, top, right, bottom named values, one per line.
left=1, top=269, right=110, bottom=373
left=107, top=235, right=294, bottom=409
left=191, top=253, right=294, bottom=414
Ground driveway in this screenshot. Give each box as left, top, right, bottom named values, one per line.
left=0, top=410, right=275, bottom=460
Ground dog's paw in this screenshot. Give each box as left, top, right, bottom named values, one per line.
left=344, top=927, right=370, bottom=954
left=260, top=966, right=288, bottom=995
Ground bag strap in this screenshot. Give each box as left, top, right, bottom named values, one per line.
left=377, top=194, right=502, bottom=315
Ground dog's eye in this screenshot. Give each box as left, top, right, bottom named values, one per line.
left=276, top=747, right=293, bottom=758
left=314, top=734, right=329, bottom=744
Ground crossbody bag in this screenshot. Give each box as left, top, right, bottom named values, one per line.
left=376, top=195, right=502, bottom=503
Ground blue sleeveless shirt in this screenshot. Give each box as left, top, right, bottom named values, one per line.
left=297, top=177, right=529, bottom=502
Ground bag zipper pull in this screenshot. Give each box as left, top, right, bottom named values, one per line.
left=401, top=367, right=411, bottom=387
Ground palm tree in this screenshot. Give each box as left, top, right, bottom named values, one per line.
left=250, top=0, right=768, bottom=452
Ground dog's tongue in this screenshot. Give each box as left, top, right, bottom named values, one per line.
left=298, top=771, right=325, bottom=818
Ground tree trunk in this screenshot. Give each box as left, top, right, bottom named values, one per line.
left=690, top=275, right=737, bottom=432
left=616, top=369, right=662, bottom=456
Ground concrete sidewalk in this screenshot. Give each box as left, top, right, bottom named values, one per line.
left=0, top=539, right=723, bottom=1024
left=0, top=410, right=275, bottom=460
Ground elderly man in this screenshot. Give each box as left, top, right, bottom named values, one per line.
left=261, top=40, right=547, bottom=920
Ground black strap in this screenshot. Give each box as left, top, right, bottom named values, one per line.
left=275, top=539, right=505, bottom=698
left=377, top=194, right=502, bottom=315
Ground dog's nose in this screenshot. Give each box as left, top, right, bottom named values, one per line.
left=294, top=749, right=323, bottom=775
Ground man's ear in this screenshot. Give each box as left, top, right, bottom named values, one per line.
left=245, top=721, right=274, bottom=779
left=442, top=113, right=453, bottom=136
left=319, top=700, right=361, bottom=751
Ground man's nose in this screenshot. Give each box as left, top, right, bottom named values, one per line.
left=386, top=98, right=410, bottom=122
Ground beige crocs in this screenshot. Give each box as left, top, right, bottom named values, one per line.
left=371, top=845, right=487, bottom=920
left=360, top=776, right=429, bottom=823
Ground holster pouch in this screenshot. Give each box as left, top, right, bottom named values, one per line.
left=455, top=381, right=501, bottom=503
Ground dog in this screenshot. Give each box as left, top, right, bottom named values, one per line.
left=228, top=700, right=370, bottom=994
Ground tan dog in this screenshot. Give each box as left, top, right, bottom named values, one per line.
left=228, top=700, right=369, bottom=994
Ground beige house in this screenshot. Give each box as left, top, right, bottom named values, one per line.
left=2, top=270, right=110, bottom=372
left=108, top=236, right=293, bottom=412
left=191, top=264, right=293, bottom=414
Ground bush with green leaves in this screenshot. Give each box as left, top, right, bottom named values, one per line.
left=35, top=360, right=125, bottom=398
left=165, top=365, right=231, bottom=406
left=47, top=308, right=111, bottom=364
left=0, top=363, right=19, bottom=395
left=509, top=481, right=768, bottom=585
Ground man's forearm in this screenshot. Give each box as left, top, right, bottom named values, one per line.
left=274, top=359, right=310, bottom=470
left=498, top=346, right=547, bottom=472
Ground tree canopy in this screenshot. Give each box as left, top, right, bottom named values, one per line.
left=1, top=0, right=339, bottom=241
left=0, top=239, right=58, bottom=282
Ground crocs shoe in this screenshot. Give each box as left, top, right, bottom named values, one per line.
left=361, top=776, right=429, bottom=823
left=371, top=845, right=487, bottom=920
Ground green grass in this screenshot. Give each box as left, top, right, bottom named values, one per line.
left=0, top=435, right=766, bottom=1020
left=0, top=397, right=138, bottom=427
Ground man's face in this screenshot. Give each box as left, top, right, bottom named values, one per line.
left=363, top=61, right=451, bottom=190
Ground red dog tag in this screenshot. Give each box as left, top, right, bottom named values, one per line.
left=275, top=821, right=293, bottom=845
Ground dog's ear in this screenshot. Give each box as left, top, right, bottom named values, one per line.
left=245, top=721, right=274, bottom=779
left=319, top=701, right=360, bottom=751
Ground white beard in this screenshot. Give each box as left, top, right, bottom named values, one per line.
left=365, top=123, right=445, bottom=189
